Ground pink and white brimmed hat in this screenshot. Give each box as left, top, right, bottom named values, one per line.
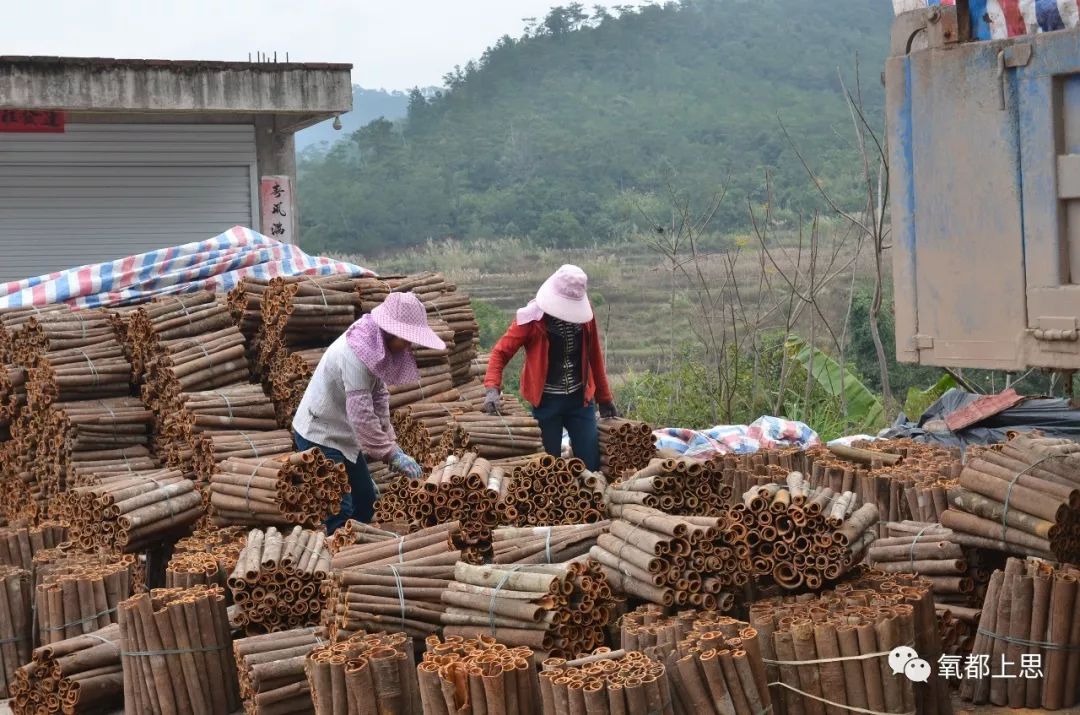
left=371, top=292, right=446, bottom=350
left=535, top=265, right=593, bottom=324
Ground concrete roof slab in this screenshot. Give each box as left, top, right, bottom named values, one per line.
left=0, top=55, right=353, bottom=115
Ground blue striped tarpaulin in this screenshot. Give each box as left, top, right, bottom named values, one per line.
left=0, top=226, right=371, bottom=309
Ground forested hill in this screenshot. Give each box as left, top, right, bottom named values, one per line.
left=298, top=0, right=893, bottom=256
left=296, top=88, right=415, bottom=151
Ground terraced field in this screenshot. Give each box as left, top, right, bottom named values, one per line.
left=345, top=235, right=872, bottom=380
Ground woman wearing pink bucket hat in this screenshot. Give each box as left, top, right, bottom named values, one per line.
left=483, top=265, right=617, bottom=471
left=293, top=291, right=445, bottom=532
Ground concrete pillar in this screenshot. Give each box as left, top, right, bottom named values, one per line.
left=255, top=114, right=299, bottom=242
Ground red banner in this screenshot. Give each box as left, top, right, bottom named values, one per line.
left=0, top=110, right=65, bottom=133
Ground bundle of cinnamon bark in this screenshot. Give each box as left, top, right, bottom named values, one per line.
left=418, top=285, right=479, bottom=385
left=324, top=519, right=408, bottom=553
left=597, top=418, right=656, bottom=478
left=125, top=292, right=236, bottom=374
left=442, top=560, right=616, bottom=658
left=35, top=551, right=138, bottom=647
left=750, top=570, right=950, bottom=715
left=606, top=457, right=731, bottom=517
left=445, top=413, right=545, bottom=461
left=0, top=363, right=26, bottom=434
left=0, top=566, right=32, bottom=698
left=538, top=648, right=672, bottom=715
left=226, top=275, right=274, bottom=342
left=962, top=557, right=1080, bottom=709
left=324, top=522, right=460, bottom=640
left=0, top=444, right=40, bottom=524
left=619, top=606, right=772, bottom=715
left=25, top=339, right=133, bottom=408
left=166, top=526, right=248, bottom=591
left=254, top=274, right=363, bottom=373
left=191, top=429, right=295, bottom=482
left=0, top=521, right=68, bottom=570
left=502, top=454, right=608, bottom=526
left=492, top=522, right=610, bottom=565
left=158, top=384, right=279, bottom=467
left=867, top=520, right=993, bottom=607
left=265, top=346, right=325, bottom=426
left=305, top=630, right=421, bottom=715
left=0, top=304, right=73, bottom=363
left=391, top=394, right=527, bottom=467
left=470, top=353, right=489, bottom=381
left=118, top=584, right=241, bottom=715
left=330, top=521, right=461, bottom=571
left=419, top=635, right=541, bottom=715
left=234, top=626, right=327, bottom=715
left=936, top=603, right=980, bottom=658
left=374, top=453, right=505, bottom=562
left=208, top=448, right=349, bottom=528
left=941, top=432, right=1080, bottom=562
left=10, top=622, right=123, bottom=714
left=390, top=401, right=462, bottom=467
left=323, top=561, right=454, bottom=643
left=593, top=504, right=750, bottom=610
left=716, top=440, right=960, bottom=534
left=10, top=308, right=119, bottom=367
left=738, top=473, right=879, bottom=590
left=56, top=468, right=204, bottom=552
left=819, top=441, right=959, bottom=527
left=7, top=396, right=154, bottom=505
left=245, top=272, right=481, bottom=424
left=368, top=460, right=394, bottom=492
left=249, top=274, right=369, bottom=423
left=228, top=526, right=332, bottom=633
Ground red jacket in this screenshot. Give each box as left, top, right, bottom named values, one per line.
left=484, top=318, right=614, bottom=408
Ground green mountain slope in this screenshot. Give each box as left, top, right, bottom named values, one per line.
left=298, top=0, right=892, bottom=255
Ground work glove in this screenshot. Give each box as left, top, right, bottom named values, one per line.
left=598, top=402, right=620, bottom=419
left=482, top=388, right=502, bottom=415
left=389, top=447, right=423, bottom=480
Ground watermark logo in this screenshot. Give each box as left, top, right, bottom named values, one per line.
left=888, top=646, right=931, bottom=683
left=888, top=646, right=1045, bottom=682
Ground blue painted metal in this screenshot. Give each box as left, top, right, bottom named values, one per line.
left=888, top=30, right=1030, bottom=369
left=888, top=11, right=1080, bottom=370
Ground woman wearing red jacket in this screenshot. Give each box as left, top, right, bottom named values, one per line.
left=482, top=265, right=618, bottom=471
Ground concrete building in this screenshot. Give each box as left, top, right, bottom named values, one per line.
left=0, top=56, right=352, bottom=282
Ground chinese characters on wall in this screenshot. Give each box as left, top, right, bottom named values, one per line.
left=0, top=110, right=65, bottom=133
left=260, top=175, right=295, bottom=242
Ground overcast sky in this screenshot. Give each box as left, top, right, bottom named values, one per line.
left=3, top=0, right=632, bottom=90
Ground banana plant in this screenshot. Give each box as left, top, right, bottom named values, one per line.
left=785, top=336, right=884, bottom=432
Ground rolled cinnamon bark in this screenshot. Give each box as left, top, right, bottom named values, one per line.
left=1042, top=572, right=1077, bottom=710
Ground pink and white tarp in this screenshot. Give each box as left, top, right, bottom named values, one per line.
left=653, top=416, right=820, bottom=460
left=0, top=226, right=370, bottom=309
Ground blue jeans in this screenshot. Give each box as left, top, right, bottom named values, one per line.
left=293, top=432, right=377, bottom=533
left=533, top=392, right=600, bottom=471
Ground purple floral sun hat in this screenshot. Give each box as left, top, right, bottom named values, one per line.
left=370, top=292, right=446, bottom=350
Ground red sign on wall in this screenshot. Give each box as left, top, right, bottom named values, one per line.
left=0, top=110, right=65, bottom=133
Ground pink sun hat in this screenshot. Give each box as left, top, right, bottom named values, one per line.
left=535, top=265, right=593, bottom=324
left=370, top=292, right=446, bottom=350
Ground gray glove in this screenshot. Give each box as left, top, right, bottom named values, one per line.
left=482, top=388, right=502, bottom=415
left=599, top=402, right=620, bottom=419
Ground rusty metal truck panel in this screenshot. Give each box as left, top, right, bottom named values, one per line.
left=888, top=5, right=1080, bottom=370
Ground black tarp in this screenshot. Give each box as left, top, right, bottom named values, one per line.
left=883, top=388, right=1080, bottom=449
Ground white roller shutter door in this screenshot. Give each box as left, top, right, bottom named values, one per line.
left=0, top=124, right=257, bottom=283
